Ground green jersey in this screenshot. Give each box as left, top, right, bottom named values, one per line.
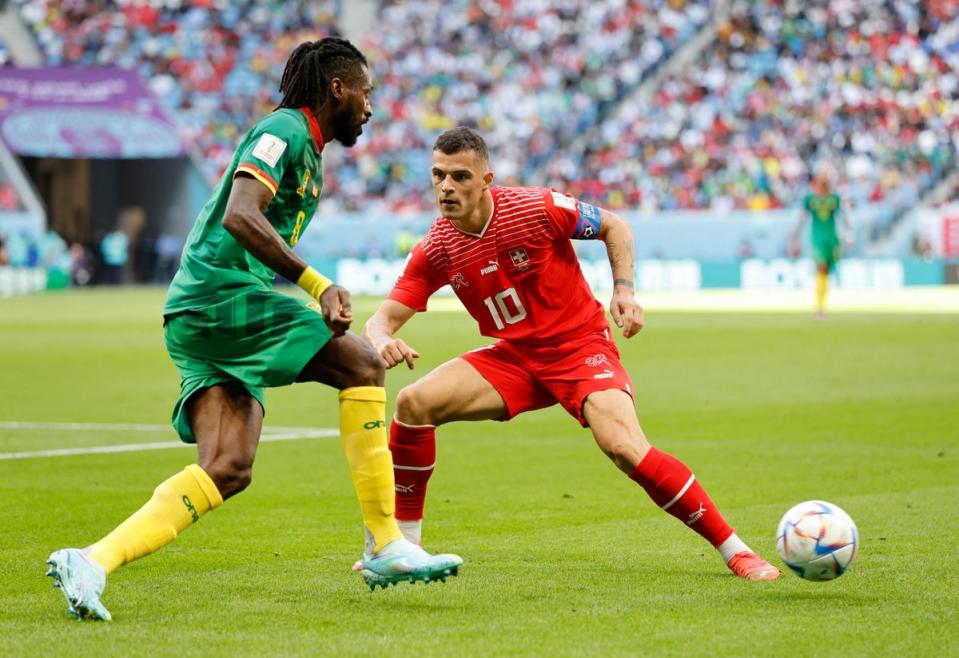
left=803, top=193, right=841, bottom=244
left=165, top=107, right=325, bottom=314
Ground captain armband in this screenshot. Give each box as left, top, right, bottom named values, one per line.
left=573, top=201, right=602, bottom=239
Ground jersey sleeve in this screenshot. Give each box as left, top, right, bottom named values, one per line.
left=387, top=243, right=448, bottom=312
left=234, top=113, right=305, bottom=196
left=543, top=189, right=603, bottom=240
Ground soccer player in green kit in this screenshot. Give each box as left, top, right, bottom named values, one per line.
left=793, top=164, right=850, bottom=317
left=45, top=38, right=461, bottom=621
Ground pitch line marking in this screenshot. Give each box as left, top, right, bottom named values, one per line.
left=0, top=427, right=339, bottom=461
left=0, top=421, right=328, bottom=434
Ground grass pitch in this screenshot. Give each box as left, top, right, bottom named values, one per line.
left=1, top=287, right=957, bottom=656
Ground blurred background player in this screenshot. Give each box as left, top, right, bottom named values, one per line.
left=45, top=38, right=460, bottom=622
left=792, top=163, right=852, bottom=317
left=363, top=127, right=780, bottom=581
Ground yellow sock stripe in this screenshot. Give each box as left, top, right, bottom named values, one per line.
left=185, top=464, right=224, bottom=509
left=339, top=386, right=386, bottom=403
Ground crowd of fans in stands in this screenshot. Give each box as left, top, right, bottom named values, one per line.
left=11, top=0, right=710, bottom=214
left=544, top=0, right=959, bottom=218
left=6, top=0, right=959, bottom=221
left=339, top=0, right=711, bottom=213
left=13, top=0, right=343, bottom=186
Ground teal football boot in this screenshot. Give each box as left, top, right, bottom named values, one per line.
left=361, top=538, right=462, bottom=591
left=45, top=549, right=112, bottom=621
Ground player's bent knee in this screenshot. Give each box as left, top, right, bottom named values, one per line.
left=593, top=431, right=651, bottom=472
left=595, top=435, right=627, bottom=459
left=343, top=343, right=386, bottom=388
left=394, top=384, right=434, bottom=426
left=201, top=456, right=254, bottom=499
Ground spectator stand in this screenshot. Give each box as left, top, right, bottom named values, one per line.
left=542, top=0, right=959, bottom=246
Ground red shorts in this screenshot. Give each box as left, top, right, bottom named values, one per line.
left=460, top=329, right=634, bottom=427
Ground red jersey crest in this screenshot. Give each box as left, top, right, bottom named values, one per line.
left=509, top=248, right=530, bottom=271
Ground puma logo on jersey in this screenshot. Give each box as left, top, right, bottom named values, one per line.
left=480, top=260, right=499, bottom=275
left=593, top=369, right=615, bottom=379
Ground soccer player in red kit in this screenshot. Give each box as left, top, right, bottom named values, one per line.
left=363, top=127, right=779, bottom=580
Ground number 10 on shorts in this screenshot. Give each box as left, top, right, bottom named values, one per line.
left=483, top=288, right=527, bottom=330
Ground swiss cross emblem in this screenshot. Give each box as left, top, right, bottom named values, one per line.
left=510, top=248, right=530, bottom=271
left=585, top=354, right=610, bottom=367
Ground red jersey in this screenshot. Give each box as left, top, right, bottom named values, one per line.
left=389, top=186, right=609, bottom=343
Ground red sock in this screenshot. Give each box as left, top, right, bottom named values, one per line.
left=629, top=447, right=734, bottom=548
left=389, top=418, right=435, bottom=521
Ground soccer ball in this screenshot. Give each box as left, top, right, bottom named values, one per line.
left=776, top=500, right=858, bottom=581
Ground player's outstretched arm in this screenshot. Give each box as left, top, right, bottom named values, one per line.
left=597, top=208, right=644, bottom=338
left=223, top=176, right=351, bottom=335
left=363, top=300, right=420, bottom=369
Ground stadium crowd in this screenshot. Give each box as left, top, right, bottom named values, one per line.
left=543, top=0, right=959, bottom=218
left=12, top=0, right=710, bottom=214
left=335, top=0, right=711, bottom=213
left=13, top=0, right=343, bottom=184
left=8, top=0, right=958, bottom=221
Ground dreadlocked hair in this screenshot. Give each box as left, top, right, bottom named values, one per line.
left=277, top=37, right=367, bottom=109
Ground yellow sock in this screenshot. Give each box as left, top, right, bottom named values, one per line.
left=86, top=464, right=223, bottom=574
left=339, top=386, right=403, bottom=552
left=816, top=271, right=828, bottom=312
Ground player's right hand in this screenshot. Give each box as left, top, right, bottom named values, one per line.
left=320, top=285, right=353, bottom=337
left=376, top=338, right=419, bottom=370
left=610, top=289, right=644, bottom=339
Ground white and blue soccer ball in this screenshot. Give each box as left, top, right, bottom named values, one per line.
left=776, top=500, right=859, bottom=581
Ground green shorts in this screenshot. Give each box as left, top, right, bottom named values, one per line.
left=164, top=289, right=331, bottom=443
left=812, top=237, right=841, bottom=271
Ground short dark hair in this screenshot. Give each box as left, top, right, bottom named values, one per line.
left=433, top=127, right=490, bottom=164
left=278, top=37, right=368, bottom=109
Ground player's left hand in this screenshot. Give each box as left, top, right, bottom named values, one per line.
left=320, top=285, right=353, bottom=337
left=610, top=288, right=644, bottom=338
